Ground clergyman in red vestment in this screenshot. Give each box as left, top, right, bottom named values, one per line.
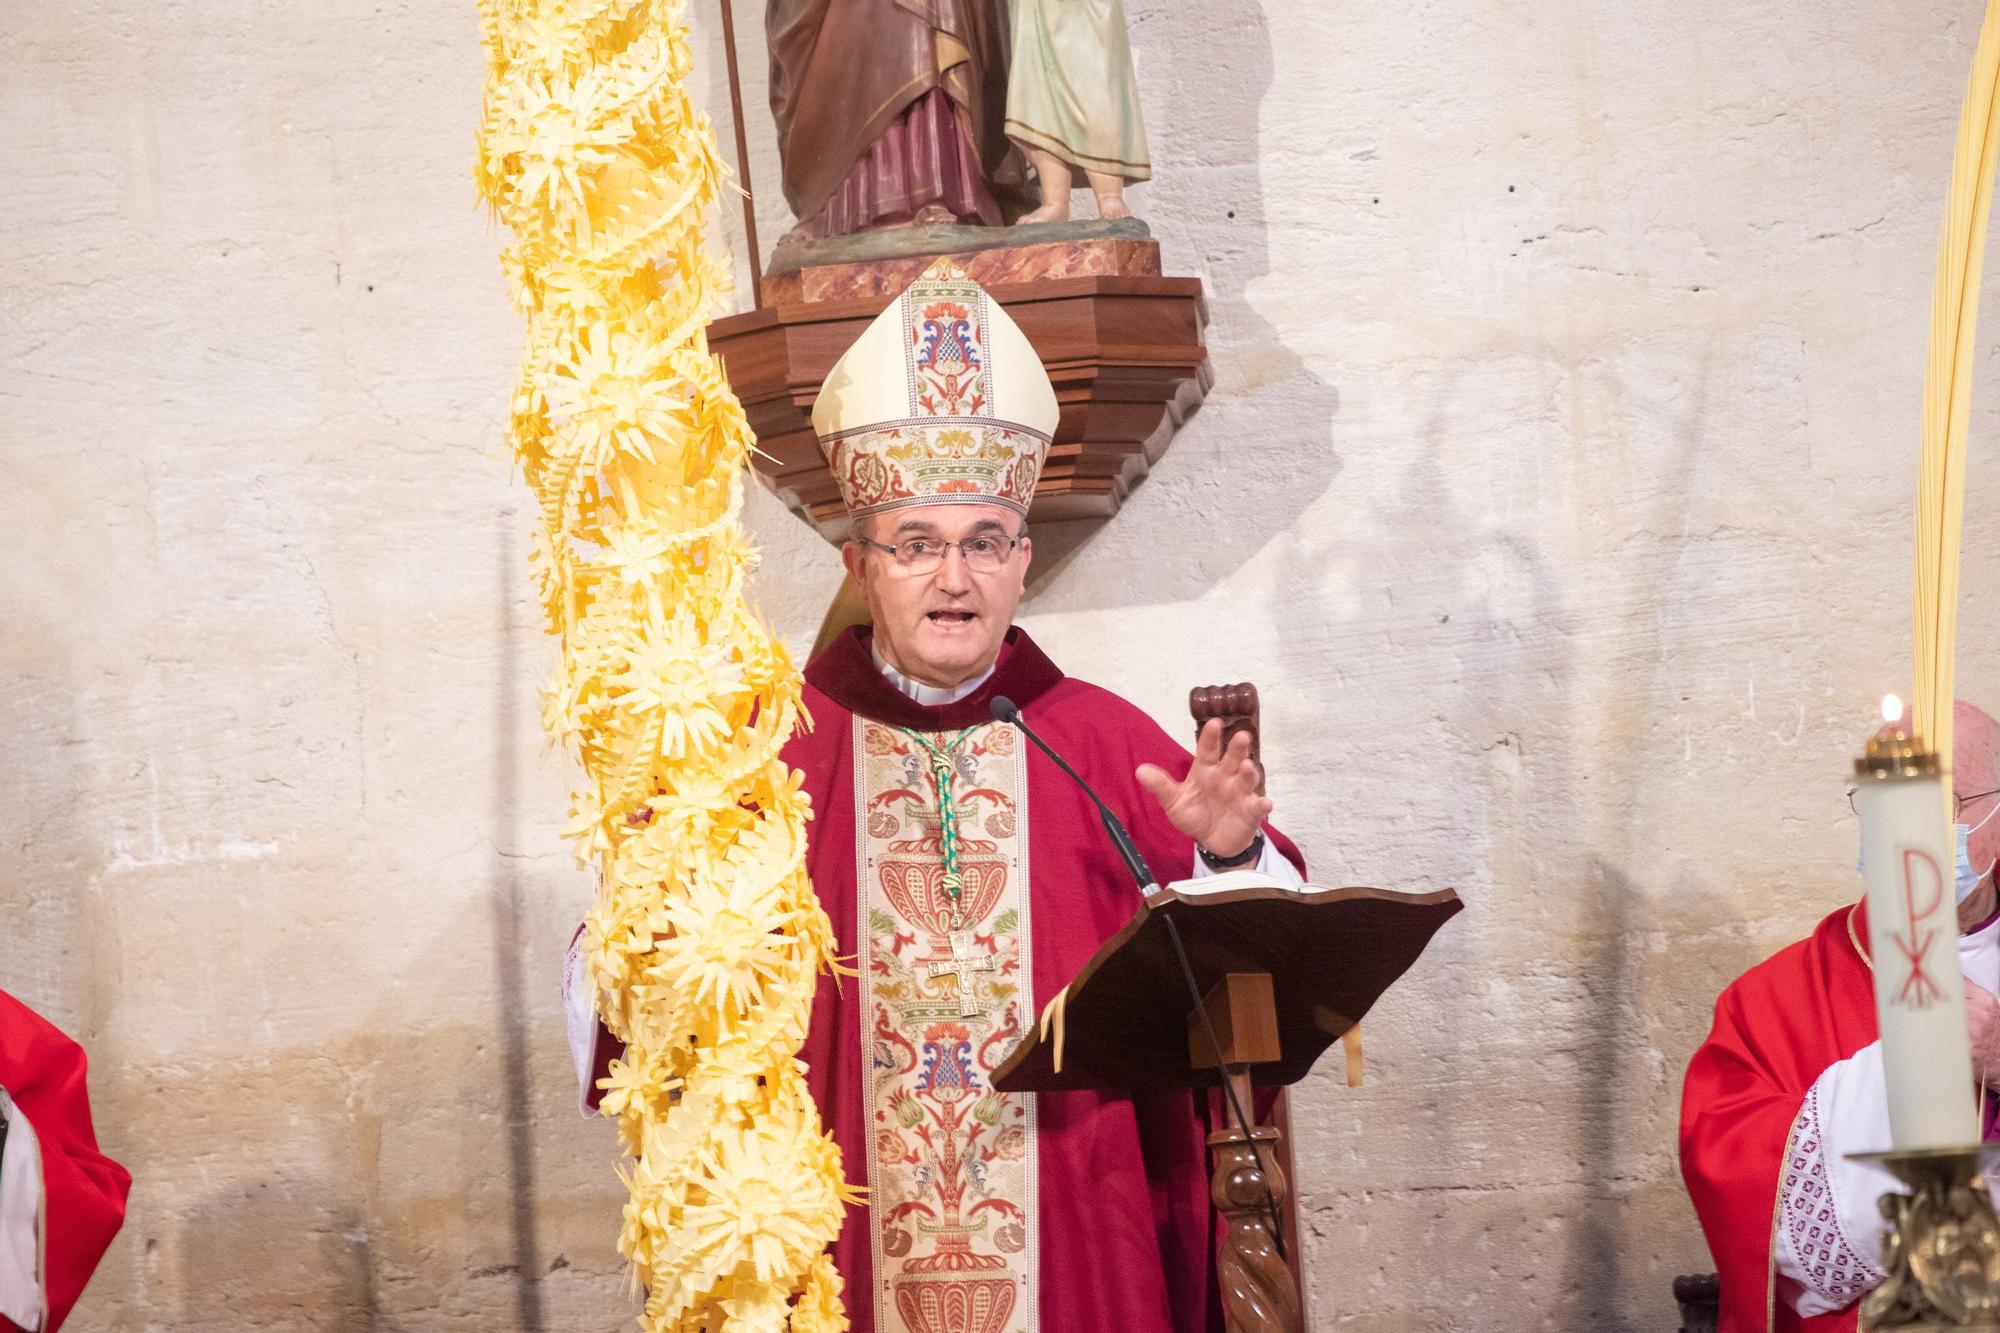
left=0, top=990, right=131, bottom=1333
left=1680, top=701, right=2000, bottom=1331
left=568, top=259, right=1305, bottom=1330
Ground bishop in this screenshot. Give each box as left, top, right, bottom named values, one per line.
left=572, top=259, right=1306, bottom=1331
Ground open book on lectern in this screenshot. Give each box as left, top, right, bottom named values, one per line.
left=992, top=879, right=1461, bottom=1094
left=1162, top=868, right=1312, bottom=898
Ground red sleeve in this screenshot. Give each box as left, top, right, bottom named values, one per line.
left=0, top=992, right=131, bottom=1333
left=1678, top=913, right=1874, bottom=1333
left=1681, top=980, right=1806, bottom=1333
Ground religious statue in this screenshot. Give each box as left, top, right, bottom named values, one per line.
left=1007, top=0, right=1152, bottom=223
left=766, top=0, right=1027, bottom=239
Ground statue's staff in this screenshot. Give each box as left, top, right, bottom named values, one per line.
left=718, top=0, right=764, bottom=307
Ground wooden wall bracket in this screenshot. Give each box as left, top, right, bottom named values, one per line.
left=706, top=237, right=1210, bottom=540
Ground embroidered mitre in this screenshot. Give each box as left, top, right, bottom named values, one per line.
left=811, top=258, right=1059, bottom=519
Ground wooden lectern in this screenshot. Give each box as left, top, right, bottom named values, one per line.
left=991, top=686, right=1462, bottom=1333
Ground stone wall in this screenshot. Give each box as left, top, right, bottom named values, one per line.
left=6, top=1, right=1997, bottom=1327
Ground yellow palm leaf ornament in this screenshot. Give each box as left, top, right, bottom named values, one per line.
left=1914, top=0, right=2000, bottom=772
left=473, top=3, right=853, bottom=1327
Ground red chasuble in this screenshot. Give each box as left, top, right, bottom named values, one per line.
left=793, top=627, right=1304, bottom=1333
left=1679, top=903, right=1879, bottom=1333
left=0, top=990, right=131, bottom=1333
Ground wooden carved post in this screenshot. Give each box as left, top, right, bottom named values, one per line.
left=1189, top=685, right=1304, bottom=1333
left=1189, top=973, right=1301, bottom=1333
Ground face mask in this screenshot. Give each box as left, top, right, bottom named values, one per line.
left=1857, top=799, right=2000, bottom=901
left=1957, top=800, right=2000, bottom=903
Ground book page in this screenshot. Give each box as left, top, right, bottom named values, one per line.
left=1161, top=869, right=1312, bottom=897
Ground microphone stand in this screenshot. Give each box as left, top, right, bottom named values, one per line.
left=990, top=696, right=1289, bottom=1263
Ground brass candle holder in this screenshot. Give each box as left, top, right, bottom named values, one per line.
left=1854, top=719, right=1942, bottom=783
left=1853, top=1144, right=2000, bottom=1330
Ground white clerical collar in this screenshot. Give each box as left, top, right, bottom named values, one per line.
left=1960, top=903, right=2000, bottom=994
left=873, top=644, right=997, bottom=706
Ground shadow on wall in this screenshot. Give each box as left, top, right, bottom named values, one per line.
left=1272, top=345, right=1743, bottom=1325
left=1558, top=352, right=1717, bottom=1330
left=1278, top=370, right=1588, bottom=1323
left=172, top=1179, right=384, bottom=1329
left=146, top=515, right=560, bottom=1331
left=1023, top=0, right=1343, bottom=606
left=492, top=511, right=551, bottom=1333
left=135, top=1007, right=619, bottom=1331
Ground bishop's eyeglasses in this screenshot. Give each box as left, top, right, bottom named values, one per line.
left=1846, top=784, right=2000, bottom=817
left=855, top=531, right=1026, bottom=575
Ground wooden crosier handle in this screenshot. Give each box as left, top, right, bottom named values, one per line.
left=1188, top=682, right=1303, bottom=1333
left=1189, top=682, right=1266, bottom=795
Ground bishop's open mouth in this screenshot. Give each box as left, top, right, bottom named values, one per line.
left=927, top=610, right=976, bottom=625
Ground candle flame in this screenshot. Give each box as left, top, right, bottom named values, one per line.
left=1883, top=693, right=1904, bottom=725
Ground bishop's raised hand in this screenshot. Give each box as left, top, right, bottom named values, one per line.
left=1135, top=718, right=1273, bottom=861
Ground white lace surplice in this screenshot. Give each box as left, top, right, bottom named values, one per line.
left=1775, top=914, right=2000, bottom=1315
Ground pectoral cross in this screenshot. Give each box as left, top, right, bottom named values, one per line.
left=928, top=931, right=995, bottom=1016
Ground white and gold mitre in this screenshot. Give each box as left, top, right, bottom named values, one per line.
left=811, top=258, right=1059, bottom=519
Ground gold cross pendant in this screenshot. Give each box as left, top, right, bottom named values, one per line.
left=927, top=930, right=996, bottom=1017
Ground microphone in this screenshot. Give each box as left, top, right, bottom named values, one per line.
left=987, top=692, right=1290, bottom=1261
left=990, top=696, right=1159, bottom=896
